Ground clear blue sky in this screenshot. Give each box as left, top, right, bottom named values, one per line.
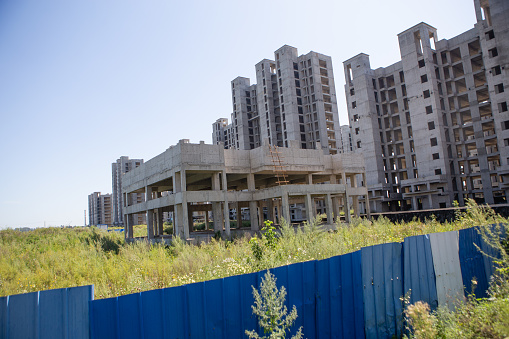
left=0, top=0, right=476, bottom=228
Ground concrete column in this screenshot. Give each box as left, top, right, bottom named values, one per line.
left=212, top=202, right=222, bottom=232
left=221, top=170, right=230, bottom=237
left=247, top=173, right=258, bottom=231
left=147, top=210, right=154, bottom=240
left=157, top=208, right=164, bottom=236
left=325, top=194, right=333, bottom=224
left=236, top=202, right=242, bottom=229
left=124, top=214, right=129, bottom=239
left=305, top=194, right=314, bottom=223
left=188, top=207, right=193, bottom=235
left=307, top=174, right=313, bottom=185
left=128, top=214, right=134, bottom=238
left=426, top=183, right=433, bottom=208
left=182, top=203, right=189, bottom=239
left=267, top=199, right=274, bottom=222
left=344, top=193, right=351, bottom=223
left=352, top=174, right=358, bottom=188
left=332, top=197, right=340, bottom=223
left=212, top=172, right=220, bottom=190
left=223, top=201, right=231, bottom=237
left=281, top=192, right=290, bottom=224
left=362, top=173, right=371, bottom=218
left=146, top=186, right=153, bottom=201
left=352, top=196, right=359, bottom=217
left=205, top=211, right=209, bottom=230
left=258, top=201, right=265, bottom=227
left=329, top=174, right=337, bottom=184
left=247, top=173, right=255, bottom=191
left=249, top=201, right=259, bottom=231
left=173, top=172, right=182, bottom=193
left=181, top=169, right=187, bottom=192
left=175, top=204, right=183, bottom=237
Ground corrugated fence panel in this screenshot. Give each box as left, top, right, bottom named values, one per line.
left=315, top=258, right=332, bottom=338
left=0, top=296, right=7, bottom=339
left=403, top=234, right=438, bottom=309
left=0, top=285, right=93, bottom=339
left=39, top=288, right=67, bottom=339
left=285, top=263, right=306, bottom=338
left=162, top=285, right=188, bottom=338
left=315, top=251, right=364, bottom=339
left=362, top=242, right=403, bottom=339
left=458, top=227, right=490, bottom=298
left=480, top=224, right=506, bottom=283
left=343, top=250, right=365, bottom=339
left=238, top=272, right=259, bottom=337
left=186, top=281, right=207, bottom=338
left=429, top=231, right=464, bottom=311
left=141, top=289, right=164, bottom=339
left=7, top=291, right=38, bottom=339
left=118, top=293, right=143, bottom=339
left=223, top=274, right=244, bottom=338
left=67, top=285, right=93, bottom=339
left=204, top=279, right=225, bottom=339
left=300, top=260, right=317, bottom=337
left=90, top=296, right=119, bottom=339
left=273, top=260, right=318, bottom=339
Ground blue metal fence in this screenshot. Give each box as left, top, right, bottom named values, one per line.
left=403, top=234, right=438, bottom=309
left=0, top=285, right=93, bottom=339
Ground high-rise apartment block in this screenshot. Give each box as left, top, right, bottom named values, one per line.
left=88, top=192, right=113, bottom=226
left=112, top=156, right=145, bottom=226
left=212, top=118, right=235, bottom=149
left=344, top=0, right=509, bottom=212
left=214, top=45, right=343, bottom=154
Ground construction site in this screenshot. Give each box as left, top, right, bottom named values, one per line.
left=121, top=139, right=368, bottom=241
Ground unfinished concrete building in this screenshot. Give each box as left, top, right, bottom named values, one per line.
left=121, top=139, right=368, bottom=240
left=214, top=45, right=343, bottom=155
left=112, top=156, right=145, bottom=226
left=88, top=192, right=113, bottom=226
left=344, top=0, right=509, bottom=212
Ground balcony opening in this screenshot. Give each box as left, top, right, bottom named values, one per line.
left=468, top=39, right=481, bottom=56
left=450, top=48, right=461, bottom=63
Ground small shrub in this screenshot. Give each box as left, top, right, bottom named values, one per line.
left=262, top=220, right=278, bottom=250
left=404, top=301, right=437, bottom=339
left=245, top=271, right=303, bottom=339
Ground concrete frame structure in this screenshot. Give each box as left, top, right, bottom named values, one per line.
left=112, top=156, right=145, bottom=226
left=214, top=45, right=343, bottom=155
left=122, top=139, right=368, bottom=241
left=344, top=0, right=509, bottom=212
left=88, top=192, right=113, bottom=226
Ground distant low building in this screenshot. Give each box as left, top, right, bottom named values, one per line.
left=88, top=192, right=113, bottom=226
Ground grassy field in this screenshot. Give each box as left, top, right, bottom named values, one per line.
left=0, top=200, right=502, bottom=300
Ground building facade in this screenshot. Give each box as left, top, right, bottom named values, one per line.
left=344, top=0, right=509, bottom=212
left=88, top=192, right=113, bottom=226
left=212, top=118, right=235, bottom=149
left=214, top=45, right=343, bottom=155
left=112, top=156, right=145, bottom=226
left=122, top=139, right=368, bottom=240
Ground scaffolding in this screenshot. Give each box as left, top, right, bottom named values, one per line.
left=269, top=145, right=289, bottom=185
